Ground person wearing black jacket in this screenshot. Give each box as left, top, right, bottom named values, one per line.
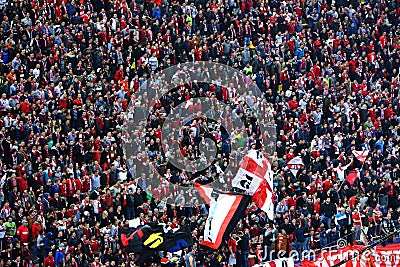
left=327, top=226, right=340, bottom=247
left=263, top=225, right=273, bottom=262
left=281, top=218, right=295, bottom=236
left=320, top=198, right=336, bottom=229
left=109, top=165, right=118, bottom=186
left=237, top=229, right=250, bottom=267
left=133, top=187, right=144, bottom=215
left=291, top=223, right=308, bottom=260
left=125, top=189, right=135, bottom=220
left=381, top=213, right=396, bottom=245
left=100, top=169, right=110, bottom=189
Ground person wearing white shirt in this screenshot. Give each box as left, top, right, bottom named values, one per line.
left=0, top=94, right=10, bottom=112
left=0, top=219, right=5, bottom=242
left=299, top=95, right=308, bottom=110
left=54, top=82, right=63, bottom=96
left=118, top=167, right=127, bottom=182
left=148, top=54, right=158, bottom=71
left=310, top=136, right=323, bottom=151
left=334, top=161, right=352, bottom=182
left=32, top=65, right=41, bottom=79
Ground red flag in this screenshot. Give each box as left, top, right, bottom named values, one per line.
left=346, top=170, right=359, bottom=186
left=252, top=179, right=275, bottom=220
left=352, top=150, right=369, bottom=164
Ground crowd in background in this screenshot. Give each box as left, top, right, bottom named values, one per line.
left=0, top=0, right=400, bottom=266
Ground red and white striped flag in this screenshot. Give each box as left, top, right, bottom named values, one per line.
left=352, top=150, right=369, bottom=164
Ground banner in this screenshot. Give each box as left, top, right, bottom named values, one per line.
left=302, top=243, right=400, bottom=267
left=231, top=150, right=273, bottom=194
left=195, top=182, right=213, bottom=205
left=254, top=258, right=295, bottom=267
left=201, top=191, right=252, bottom=249
left=121, top=225, right=193, bottom=254
left=196, top=150, right=274, bottom=249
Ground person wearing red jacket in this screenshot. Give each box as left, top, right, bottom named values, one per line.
left=20, top=99, right=31, bottom=114
left=16, top=220, right=30, bottom=244
left=379, top=32, right=388, bottom=48
left=74, top=177, right=83, bottom=192
left=114, top=65, right=124, bottom=81
left=384, top=104, right=394, bottom=120
left=44, top=251, right=55, bottom=267
left=65, top=176, right=75, bottom=199
left=288, top=96, right=299, bottom=111
left=31, top=221, right=42, bottom=241
left=89, top=235, right=100, bottom=255
left=16, top=176, right=28, bottom=194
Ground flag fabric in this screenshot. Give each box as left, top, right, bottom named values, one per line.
left=121, top=225, right=160, bottom=254
left=162, top=226, right=194, bottom=252
left=252, top=179, right=275, bottom=220
left=194, top=182, right=213, bottom=205
left=201, top=191, right=252, bottom=249
left=230, top=149, right=274, bottom=217
left=253, top=258, right=295, bottom=267
left=232, top=149, right=274, bottom=220
left=231, top=149, right=273, bottom=194
left=346, top=170, right=359, bottom=186
left=352, top=150, right=369, bottom=164
left=120, top=224, right=193, bottom=254
left=287, top=157, right=304, bottom=177
left=302, top=243, right=400, bottom=267
left=196, top=150, right=274, bottom=249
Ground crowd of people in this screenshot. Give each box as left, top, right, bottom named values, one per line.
left=0, top=0, right=400, bottom=266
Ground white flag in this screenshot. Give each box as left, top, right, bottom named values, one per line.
left=352, top=150, right=369, bottom=164
left=287, top=156, right=304, bottom=177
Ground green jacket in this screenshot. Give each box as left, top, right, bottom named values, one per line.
left=4, top=221, right=16, bottom=236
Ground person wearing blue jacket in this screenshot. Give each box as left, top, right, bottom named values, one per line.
left=294, top=45, right=305, bottom=60
left=43, top=232, right=54, bottom=256
left=55, top=244, right=65, bottom=267
left=291, top=224, right=309, bottom=260
left=1, top=47, right=9, bottom=64
left=221, top=139, right=231, bottom=155
left=152, top=6, right=162, bottom=21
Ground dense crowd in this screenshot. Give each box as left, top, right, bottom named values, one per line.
left=0, top=0, right=400, bottom=266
